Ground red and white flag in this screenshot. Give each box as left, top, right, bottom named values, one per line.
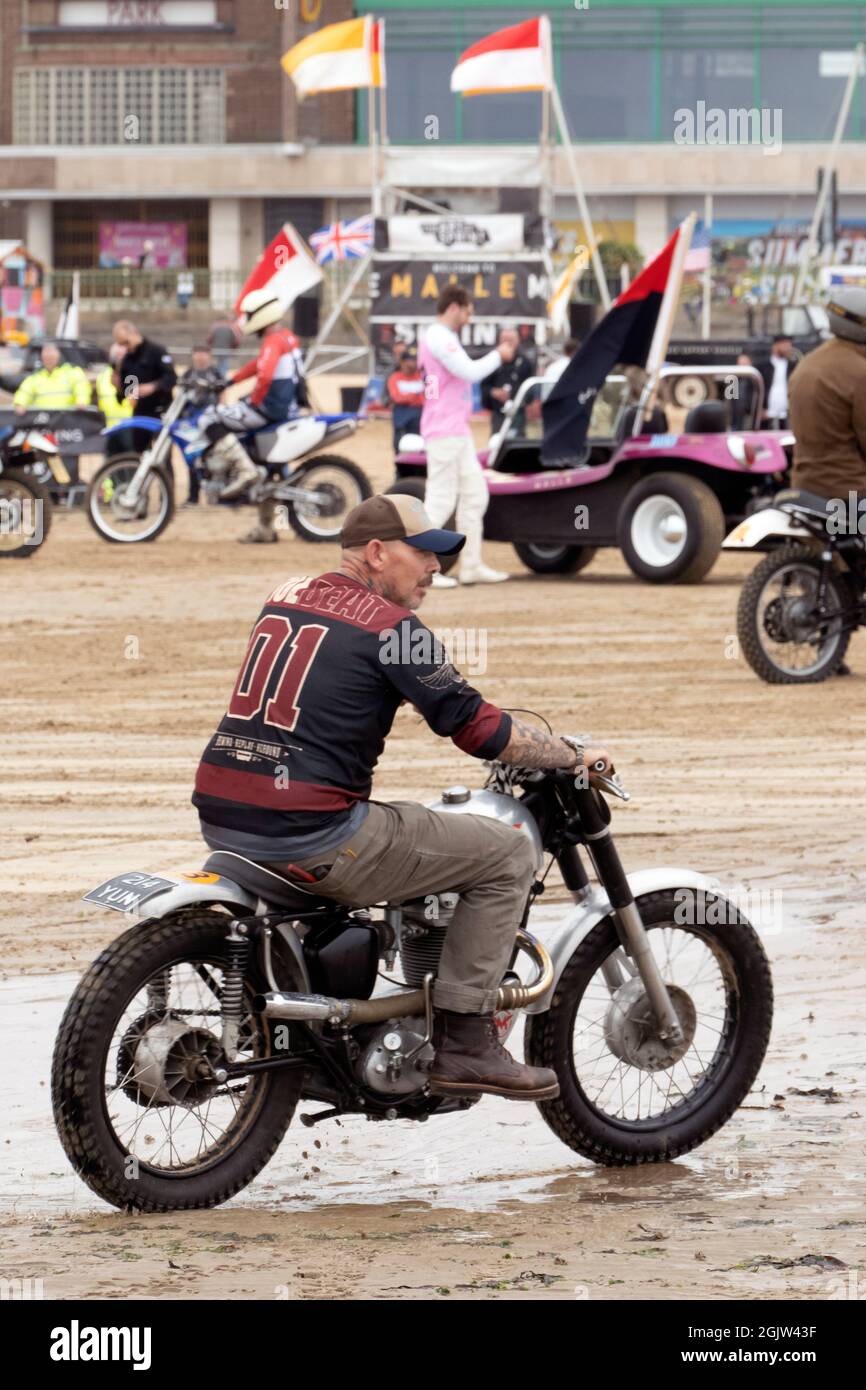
left=234, top=223, right=322, bottom=317
left=451, top=16, right=552, bottom=95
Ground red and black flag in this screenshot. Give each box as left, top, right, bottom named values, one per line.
left=541, top=226, right=684, bottom=465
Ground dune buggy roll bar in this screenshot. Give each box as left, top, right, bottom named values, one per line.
left=488, top=362, right=767, bottom=467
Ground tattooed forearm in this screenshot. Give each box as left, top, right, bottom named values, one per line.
left=498, top=717, right=580, bottom=770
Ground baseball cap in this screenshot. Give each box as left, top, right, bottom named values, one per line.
left=341, top=494, right=465, bottom=556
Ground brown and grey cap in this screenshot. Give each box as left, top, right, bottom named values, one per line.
left=340, top=493, right=465, bottom=556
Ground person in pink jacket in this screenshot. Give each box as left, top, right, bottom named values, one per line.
left=419, top=285, right=516, bottom=587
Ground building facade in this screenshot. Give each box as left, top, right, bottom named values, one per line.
left=0, top=0, right=864, bottom=303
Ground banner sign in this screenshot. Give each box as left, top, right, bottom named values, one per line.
left=387, top=214, right=525, bottom=255
left=99, top=221, right=187, bottom=269
left=370, top=256, right=550, bottom=322
left=58, top=2, right=217, bottom=26
left=0, top=408, right=106, bottom=458
left=371, top=320, right=539, bottom=375
left=674, top=216, right=866, bottom=305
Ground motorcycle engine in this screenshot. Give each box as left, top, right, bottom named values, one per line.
left=353, top=895, right=520, bottom=1097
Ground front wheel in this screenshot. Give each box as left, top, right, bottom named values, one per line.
left=524, top=888, right=773, bottom=1165
left=285, top=455, right=371, bottom=542
left=51, top=912, right=306, bottom=1211
left=513, top=542, right=597, bottom=575
left=86, top=452, right=174, bottom=543
left=618, top=472, right=725, bottom=583
left=0, top=468, right=53, bottom=558
left=736, top=542, right=856, bottom=683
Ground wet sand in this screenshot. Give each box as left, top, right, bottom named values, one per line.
left=1, top=427, right=865, bottom=1298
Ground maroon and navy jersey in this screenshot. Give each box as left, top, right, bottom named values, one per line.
left=192, top=571, right=512, bottom=840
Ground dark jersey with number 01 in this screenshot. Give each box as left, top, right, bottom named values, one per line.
left=192, top=571, right=512, bottom=843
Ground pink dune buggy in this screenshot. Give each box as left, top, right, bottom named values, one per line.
left=389, top=365, right=791, bottom=584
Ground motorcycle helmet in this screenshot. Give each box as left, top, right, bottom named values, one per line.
left=238, top=288, right=284, bottom=336
left=826, top=286, right=866, bottom=345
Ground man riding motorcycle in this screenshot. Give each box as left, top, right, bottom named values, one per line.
left=788, top=285, right=866, bottom=501
left=192, top=493, right=613, bottom=1101
left=198, top=287, right=308, bottom=503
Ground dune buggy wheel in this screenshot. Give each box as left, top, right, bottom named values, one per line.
left=524, top=888, right=773, bottom=1165
left=618, top=472, right=725, bottom=583
left=385, top=475, right=459, bottom=574
left=513, top=542, right=598, bottom=575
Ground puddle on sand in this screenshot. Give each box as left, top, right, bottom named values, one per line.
left=2, top=893, right=861, bottom=1218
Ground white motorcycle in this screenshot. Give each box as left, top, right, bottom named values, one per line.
left=52, top=755, right=773, bottom=1212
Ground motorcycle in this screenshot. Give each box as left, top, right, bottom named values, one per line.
left=84, top=373, right=371, bottom=544
left=52, top=754, right=773, bottom=1212
left=0, top=422, right=66, bottom=558
left=725, top=486, right=866, bottom=682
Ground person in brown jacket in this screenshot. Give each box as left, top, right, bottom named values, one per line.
left=789, top=286, right=866, bottom=501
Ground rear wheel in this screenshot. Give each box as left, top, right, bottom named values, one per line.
left=737, top=542, right=855, bottom=683
left=0, top=468, right=52, bottom=558
left=618, top=472, right=725, bottom=583
left=525, top=888, right=773, bottom=1164
left=86, top=452, right=174, bottom=543
left=51, top=912, right=306, bottom=1212
left=286, top=455, right=371, bottom=542
left=513, top=542, right=598, bottom=575
left=385, top=475, right=460, bottom=574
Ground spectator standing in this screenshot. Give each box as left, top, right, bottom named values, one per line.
left=112, top=320, right=177, bottom=418
left=481, top=327, right=534, bottom=436
left=208, top=316, right=241, bottom=377
left=387, top=351, right=425, bottom=451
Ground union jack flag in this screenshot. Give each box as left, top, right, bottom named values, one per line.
left=309, top=214, right=374, bottom=265
left=684, top=221, right=711, bottom=273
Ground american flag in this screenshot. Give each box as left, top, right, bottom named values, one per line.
left=309, top=214, right=374, bottom=265
left=684, top=221, right=711, bottom=273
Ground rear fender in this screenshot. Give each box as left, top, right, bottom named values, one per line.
left=89, top=872, right=312, bottom=990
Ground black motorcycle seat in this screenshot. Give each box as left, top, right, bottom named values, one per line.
left=775, top=488, right=837, bottom=516
left=203, top=852, right=333, bottom=910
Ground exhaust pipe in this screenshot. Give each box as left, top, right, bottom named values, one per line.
left=253, top=930, right=553, bottom=1024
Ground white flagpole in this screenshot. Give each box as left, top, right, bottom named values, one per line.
left=637, top=212, right=696, bottom=427
left=549, top=79, right=610, bottom=310
left=377, top=18, right=389, bottom=216
left=701, top=193, right=713, bottom=339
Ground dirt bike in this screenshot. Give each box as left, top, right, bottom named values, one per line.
left=0, top=422, right=63, bottom=558
left=52, top=754, right=774, bottom=1212
left=725, top=487, right=866, bottom=682
left=84, top=374, right=371, bottom=544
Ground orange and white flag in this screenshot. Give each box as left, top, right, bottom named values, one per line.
left=281, top=16, right=384, bottom=100
left=451, top=16, right=552, bottom=95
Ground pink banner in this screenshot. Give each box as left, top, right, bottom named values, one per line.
left=98, top=221, right=187, bottom=269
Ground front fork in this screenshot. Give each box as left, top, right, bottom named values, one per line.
left=558, top=825, right=685, bottom=1047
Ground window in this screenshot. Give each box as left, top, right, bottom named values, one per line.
left=13, top=68, right=225, bottom=145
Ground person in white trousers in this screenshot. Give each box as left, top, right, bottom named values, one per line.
left=418, top=285, right=517, bottom=587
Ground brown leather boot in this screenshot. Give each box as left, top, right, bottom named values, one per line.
left=428, top=1010, right=560, bottom=1102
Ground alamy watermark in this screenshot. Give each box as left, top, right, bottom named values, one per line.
left=379, top=619, right=487, bottom=676
left=0, top=496, right=44, bottom=546
left=674, top=877, right=784, bottom=935
left=674, top=102, right=782, bottom=154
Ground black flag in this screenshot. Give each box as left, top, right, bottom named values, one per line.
left=542, top=228, right=680, bottom=465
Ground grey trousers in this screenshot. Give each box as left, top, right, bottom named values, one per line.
left=271, top=801, right=536, bottom=1013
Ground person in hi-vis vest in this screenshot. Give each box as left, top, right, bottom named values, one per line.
left=13, top=343, right=91, bottom=413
